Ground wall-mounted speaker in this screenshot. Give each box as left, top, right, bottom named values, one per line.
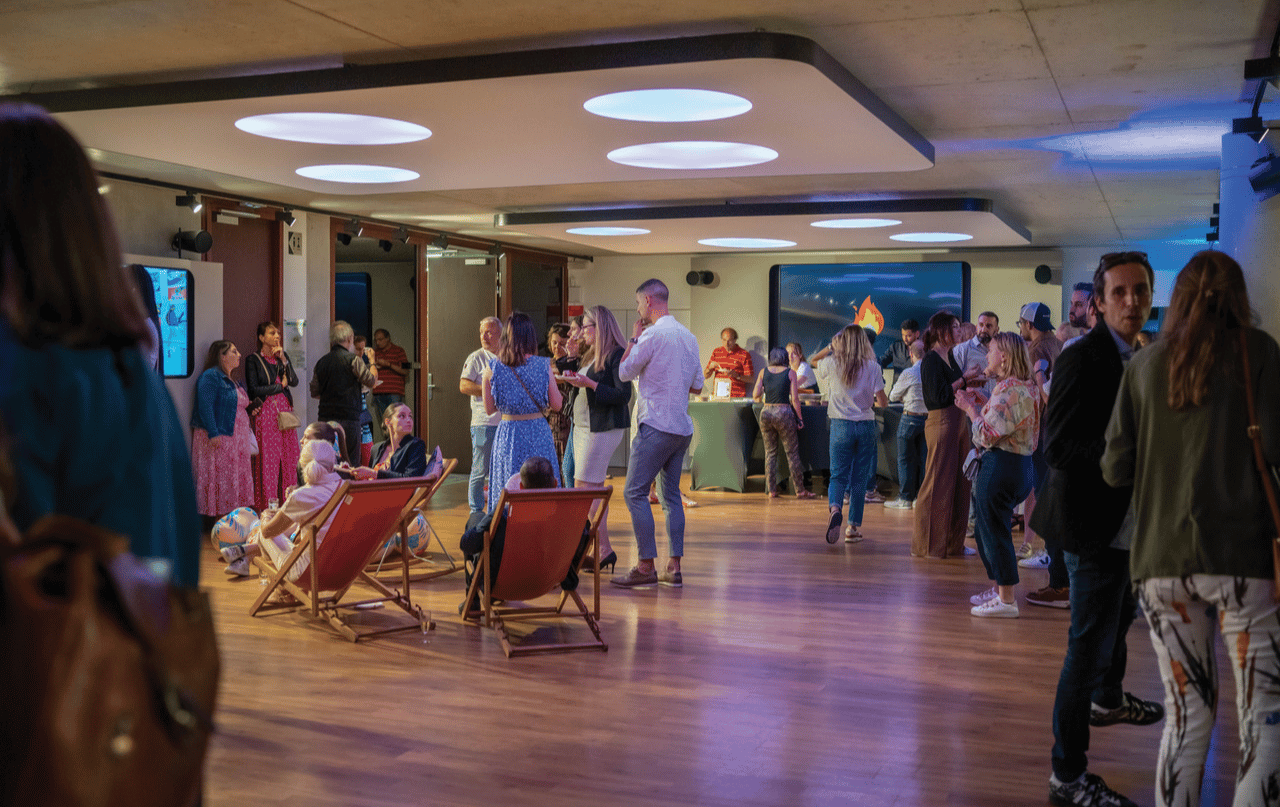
left=172, top=229, right=213, bottom=254
left=686, top=270, right=715, bottom=286
left=1034, top=264, right=1052, bottom=284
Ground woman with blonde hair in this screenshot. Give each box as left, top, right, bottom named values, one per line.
left=816, top=324, right=887, bottom=543
left=562, top=305, right=631, bottom=571
left=955, top=332, right=1043, bottom=617
left=1103, top=251, right=1280, bottom=806
left=912, top=310, right=976, bottom=558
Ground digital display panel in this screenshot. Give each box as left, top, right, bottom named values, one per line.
left=769, top=262, right=970, bottom=358
left=144, top=266, right=195, bottom=378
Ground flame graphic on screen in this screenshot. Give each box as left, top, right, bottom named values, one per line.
left=854, top=296, right=885, bottom=334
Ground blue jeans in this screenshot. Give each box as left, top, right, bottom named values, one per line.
left=468, top=425, right=497, bottom=513
left=895, top=413, right=927, bottom=501
left=562, top=425, right=576, bottom=486
left=623, top=423, right=692, bottom=560
left=866, top=419, right=880, bottom=492
left=1051, top=547, right=1137, bottom=781
left=828, top=419, right=878, bottom=526
left=972, top=449, right=1033, bottom=587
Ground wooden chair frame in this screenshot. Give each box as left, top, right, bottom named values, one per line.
left=248, top=478, right=435, bottom=642
left=364, top=458, right=464, bottom=584
left=461, top=486, right=612, bottom=658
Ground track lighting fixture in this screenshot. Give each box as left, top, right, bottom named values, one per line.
left=487, top=243, right=504, bottom=257
left=348, top=218, right=364, bottom=237
left=379, top=239, right=394, bottom=252
left=176, top=192, right=202, bottom=213
left=172, top=229, right=213, bottom=254
left=431, top=233, right=449, bottom=250
left=336, top=232, right=353, bottom=246
left=394, top=226, right=410, bottom=244
left=276, top=209, right=296, bottom=227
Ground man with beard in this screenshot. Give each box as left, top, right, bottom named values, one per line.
left=951, top=311, right=998, bottom=395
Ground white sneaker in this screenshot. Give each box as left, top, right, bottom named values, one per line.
left=1018, top=551, right=1050, bottom=569
left=220, top=543, right=246, bottom=564
left=884, top=498, right=914, bottom=509
left=225, top=557, right=252, bottom=577
left=969, top=586, right=999, bottom=605
left=843, top=524, right=863, bottom=543
left=971, top=597, right=1019, bottom=618
left=864, top=490, right=886, bottom=504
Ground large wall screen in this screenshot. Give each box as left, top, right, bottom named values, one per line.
left=144, top=266, right=195, bottom=378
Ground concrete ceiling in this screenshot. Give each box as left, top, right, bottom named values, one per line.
left=2, top=0, right=1276, bottom=257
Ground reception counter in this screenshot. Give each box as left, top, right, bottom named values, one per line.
left=688, top=399, right=901, bottom=492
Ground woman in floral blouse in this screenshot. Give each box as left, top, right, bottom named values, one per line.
left=954, top=332, right=1044, bottom=618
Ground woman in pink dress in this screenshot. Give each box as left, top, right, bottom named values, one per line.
left=190, top=340, right=255, bottom=518
left=246, top=321, right=301, bottom=510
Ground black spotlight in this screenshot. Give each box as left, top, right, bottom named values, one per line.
left=488, top=243, right=503, bottom=256
left=431, top=234, right=449, bottom=250
left=175, top=193, right=202, bottom=213
left=379, top=239, right=394, bottom=253
left=348, top=218, right=364, bottom=237
left=276, top=209, right=296, bottom=227
left=336, top=232, right=353, bottom=246
left=394, top=226, right=410, bottom=244
left=1034, top=264, right=1052, bottom=284
left=172, top=229, right=213, bottom=254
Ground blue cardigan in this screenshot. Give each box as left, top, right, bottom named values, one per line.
left=191, top=366, right=240, bottom=438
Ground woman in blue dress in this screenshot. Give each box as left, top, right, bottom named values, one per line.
left=481, top=311, right=562, bottom=511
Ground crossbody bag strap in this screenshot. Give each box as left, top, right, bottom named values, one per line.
left=1239, top=330, right=1280, bottom=538
left=506, top=360, right=553, bottom=421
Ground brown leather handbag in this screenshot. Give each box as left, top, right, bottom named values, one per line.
left=1239, top=329, right=1280, bottom=600
left=0, top=515, right=220, bottom=807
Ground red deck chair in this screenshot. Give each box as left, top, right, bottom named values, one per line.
left=248, top=478, right=435, bottom=642
left=364, top=458, right=464, bottom=585
left=462, top=486, right=612, bottom=657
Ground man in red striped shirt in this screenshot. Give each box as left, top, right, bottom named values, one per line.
left=372, top=328, right=409, bottom=417
left=704, top=327, right=754, bottom=398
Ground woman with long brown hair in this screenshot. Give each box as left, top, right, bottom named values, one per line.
left=815, top=324, right=887, bottom=544
left=191, top=340, right=255, bottom=518
left=246, top=320, right=300, bottom=510
left=1103, top=251, right=1280, bottom=806
left=911, top=310, right=976, bottom=558
left=481, top=311, right=562, bottom=512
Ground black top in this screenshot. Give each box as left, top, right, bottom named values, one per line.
left=311, top=345, right=363, bottom=421
left=368, top=436, right=428, bottom=479
left=1028, top=323, right=1132, bottom=553
left=581, top=347, right=632, bottom=432
left=761, top=368, right=792, bottom=404
left=919, top=349, right=962, bottom=410
left=245, top=350, right=298, bottom=407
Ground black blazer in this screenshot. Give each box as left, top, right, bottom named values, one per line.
left=1028, top=323, right=1133, bottom=554
left=368, top=436, right=428, bottom=479
left=581, top=347, right=632, bottom=432
left=245, top=351, right=298, bottom=408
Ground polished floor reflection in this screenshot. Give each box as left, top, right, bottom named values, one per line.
left=204, top=474, right=1240, bottom=807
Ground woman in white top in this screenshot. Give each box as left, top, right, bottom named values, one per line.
left=787, top=342, right=817, bottom=391
left=815, top=325, right=887, bottom=544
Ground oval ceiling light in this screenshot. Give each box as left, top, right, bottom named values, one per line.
left=889, top=232, right=974, bottom=243
left=236, top=112, right=431, bottom=145
left=608, top=141, right=778, bottom=170
left=295, top=164, right=420, bottom=184
left=584, top=89, right=752, bottom=122
left=566, top=226, right=651, bottom=236
left=698, top=237, right=796, bottom=249
left=811, top=218, right=902, bottom=229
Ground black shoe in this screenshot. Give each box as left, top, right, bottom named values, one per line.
left=1090, top=692, right=1164, bottom=726
left=1049, top=772, right=1137, bottom=807
left=825, top=510, right=842, bottom=544
left=580, top=551, right=617, bottom=573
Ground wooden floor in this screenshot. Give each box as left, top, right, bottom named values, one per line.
left=204, top=473, right=1245, bottom=807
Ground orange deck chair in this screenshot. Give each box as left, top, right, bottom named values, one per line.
left=248, top=477, right=435, bottom=642
left=462, top=486, right=612, bottom=658
left=364, top=458, right=464, bottom=585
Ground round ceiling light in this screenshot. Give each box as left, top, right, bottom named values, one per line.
left=811, top=218, right=903, bottom=229
left=607, top=141, right=778, bottom=170
left=889, top=232, right=974, bottom=243
left=698, top=237, right=796, bottom=249
left=566, top=226, right=651, bottom=236
left=584, top=89, right=752, bottom=122
left=236, top=113, right=431, bottom=145
left=295, top=164, right=420, bottom=184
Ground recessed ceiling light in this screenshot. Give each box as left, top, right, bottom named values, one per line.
left=889, top=232, right=973, bottom=243
left=584, top=89, right=752, bottom=122
left=566, top=226, right=651, bottom=236
left=698, top=237, right=796, bottom=249
left=811, top=218, right=902, bottom=229
left=607, top=141, right=778, bottom=170
left=295, top=164, right=420, bottom=184
left=235, top=113, right=431, bottom=145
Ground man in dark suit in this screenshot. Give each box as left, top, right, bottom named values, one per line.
left=1031, top=251, right=1164, bottom=807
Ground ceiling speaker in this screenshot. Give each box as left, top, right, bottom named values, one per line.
left=1034, top=264, right=1052, bottom=284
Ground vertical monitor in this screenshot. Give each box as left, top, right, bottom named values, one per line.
left=770, top=262, right=970, bottom=358
left=144, top=266, right=195, bottom=378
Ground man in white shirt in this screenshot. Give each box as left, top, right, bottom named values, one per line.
left=951, top=311, right=999, bottom=395
left=459, top=317, right=502, bottom=514
left=612, top=279, right=704, bottom=589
